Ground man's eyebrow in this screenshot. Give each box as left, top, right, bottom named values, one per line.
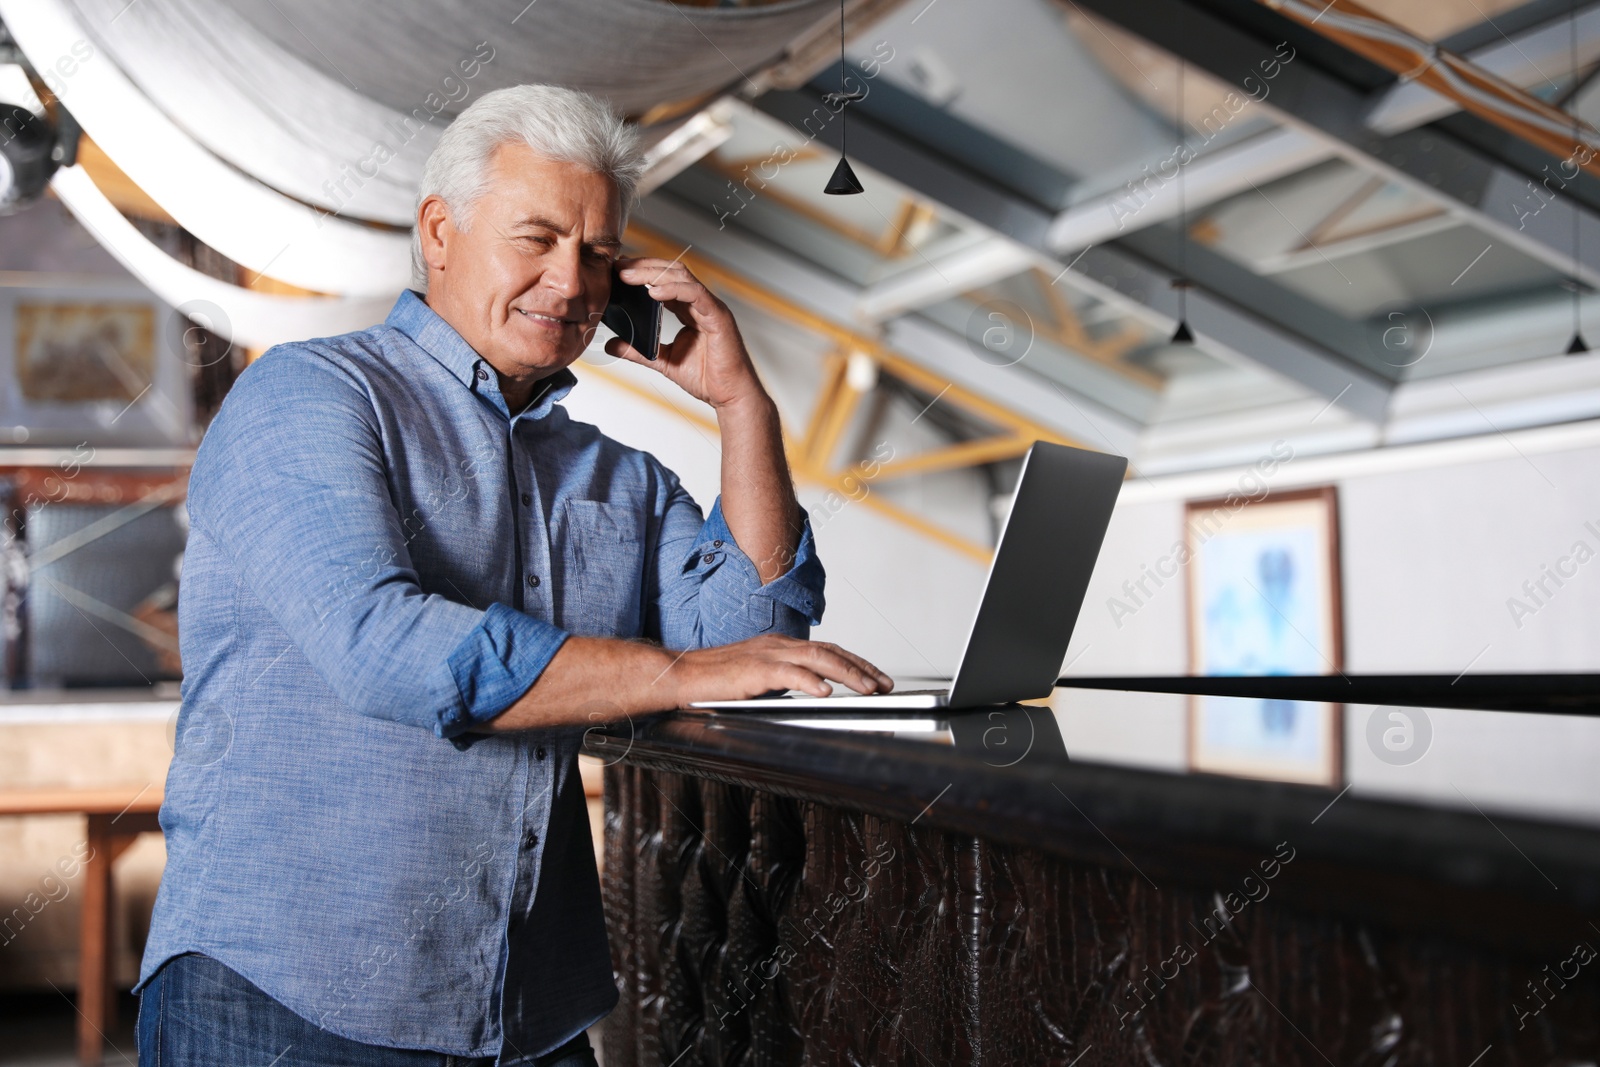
left=510, top=215, right=569, bottom=233
left=509, top=216, right=622, bottom=250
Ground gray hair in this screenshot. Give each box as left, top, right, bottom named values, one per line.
left=410, top=84, right=645, bottom=288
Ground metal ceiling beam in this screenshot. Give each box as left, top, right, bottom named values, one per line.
left=856, top=235, right=1037, bottom=323
left=754, top=90, right=1056, bottom=247
left=1365, top=3, right=1600, bottom=134
left=1261, top=0, right=1600, bottom=178
left=754, top=90, right=1392, bottom=419
left=862, top=2, right=1600, bottom=320
left=836, top=60, right=1081, bottom=211
left=851, top=222, right=1393, bottom=420
left=855, top=125, right=1332, bottom=323
left=1072, top=240, right=1392, bottom=421
left=1070, top=0, right=1600, bottom=286
left=1045, top=126, right=1332, bottom=253
left=1056, top=2, right=1600, bottom=253
left=631, top=190, right=1144, bottom=453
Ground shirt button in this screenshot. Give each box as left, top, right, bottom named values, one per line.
left=522, top=828, right=539, bottom=850
left=526, top=573, right=540, bottom=588
left=521, top=492, right=532, bottom=506
left=474, top=367, right=488, bottom=381
left=713, top=539, right=723, bottom=547
left=535, top=746, right=546, bottom=761
left=702, top=553, right=715, bottom=565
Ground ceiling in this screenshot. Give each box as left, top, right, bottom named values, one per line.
left=628, top=0, right=1600, bottom=474
left=7, top=0, right=1600, bottom=477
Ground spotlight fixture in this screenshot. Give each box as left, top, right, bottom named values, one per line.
left=0, top=103, right=64, bottom=215
left=823, top=0, right=863, bottom=196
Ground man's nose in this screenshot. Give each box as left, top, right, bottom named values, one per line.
left=542, top=249, right=582, bottom=299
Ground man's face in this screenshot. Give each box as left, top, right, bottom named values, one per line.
left=421, top=142, right=622, bottom=384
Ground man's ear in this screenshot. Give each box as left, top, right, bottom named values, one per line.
left=418, top=195, right=452, bottom=273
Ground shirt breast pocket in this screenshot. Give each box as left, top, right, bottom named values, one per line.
left=559, top=499, right=647, bottom=637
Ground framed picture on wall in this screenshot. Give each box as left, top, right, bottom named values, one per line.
left=14, top=301, right=156, bottom=403
left=1185, top=486, right=1344, bottom=786
left=0, top=279, right=193, bottom=447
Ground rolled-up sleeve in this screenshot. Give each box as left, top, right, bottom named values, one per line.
left=187, top=347, right=568, bottom=739
left=648, top=478, right=826, bottom=650
left=444, top=603, right=570, bottom=734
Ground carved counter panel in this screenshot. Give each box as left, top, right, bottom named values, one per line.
left=603, top=763, right=1600, bottom=1067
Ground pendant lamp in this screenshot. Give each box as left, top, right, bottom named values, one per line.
left=823, top=0, right=864, bottom=195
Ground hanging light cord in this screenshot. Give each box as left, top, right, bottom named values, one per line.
left=1177, top=58, right=1189, bottom=328
left=839, top=0, right=848, bottom=159
left=1572, top=0, right=1582, bottom=345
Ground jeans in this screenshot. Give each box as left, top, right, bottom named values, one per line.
left=137, top=953, right=600, bottom=1067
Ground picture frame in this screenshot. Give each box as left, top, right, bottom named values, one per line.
left=14, top=301, right=156, bottom=404
left=1185, top=486, right=1344, bottom=786
left=0, top=277, right=193, bottom=447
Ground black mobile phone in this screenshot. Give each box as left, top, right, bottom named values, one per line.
left=600, top=269, right=661, bottom=360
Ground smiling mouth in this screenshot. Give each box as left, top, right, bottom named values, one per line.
left=515, top=309, right=578, bottom=326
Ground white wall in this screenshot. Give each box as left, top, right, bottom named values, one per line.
left=1342, top=446, right=1600, bottom=673
left=1066, top=427, right=1600, bottom=678
left=1058, top=421, right=1600, bottom=825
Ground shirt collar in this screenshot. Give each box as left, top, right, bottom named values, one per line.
left=385, top=289, right=578, bottom=421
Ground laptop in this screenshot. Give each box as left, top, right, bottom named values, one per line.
left=691, top=440, right=1127, bottom=711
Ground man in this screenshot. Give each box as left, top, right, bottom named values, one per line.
left=136, top=84, right=891, bottom=1067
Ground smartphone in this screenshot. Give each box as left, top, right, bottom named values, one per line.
left=600, top=269, right=661, bottom=360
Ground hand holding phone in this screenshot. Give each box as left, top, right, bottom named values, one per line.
left=600, top=267, right=661, bottom=361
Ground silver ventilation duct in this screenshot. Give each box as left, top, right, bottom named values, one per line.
left=0, top=0, right=841, bottom=343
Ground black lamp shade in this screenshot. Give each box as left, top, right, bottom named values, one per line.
left=1567, top=331, right=1589, bottom=355
left=824, top=155, right=864, bottom=196
left=1170, top=319, right=1194, bottom=344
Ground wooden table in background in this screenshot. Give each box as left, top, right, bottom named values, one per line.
left=0, top=786, right=164, bottom=1067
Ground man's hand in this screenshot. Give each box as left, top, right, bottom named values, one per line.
left=605, top=256, right=762, bottom=411
left=664, top=634, right=895, bottom=705
left=480, top=634, right=895, bottom=732
left=605, top=254, right=801, bottom=584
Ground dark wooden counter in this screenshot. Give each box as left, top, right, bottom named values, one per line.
left=587, top=696, right=1600, bottom=1066
left=1062, top=672, right=1600, bottom=714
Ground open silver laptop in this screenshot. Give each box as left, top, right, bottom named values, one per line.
left=691, top=440, right=1127, bottom=711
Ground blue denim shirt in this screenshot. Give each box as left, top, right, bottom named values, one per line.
left=138, top=290, right=825, bottom=1062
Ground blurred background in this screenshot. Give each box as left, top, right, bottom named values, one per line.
left=2, top=0, right=1599, bottom=1062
